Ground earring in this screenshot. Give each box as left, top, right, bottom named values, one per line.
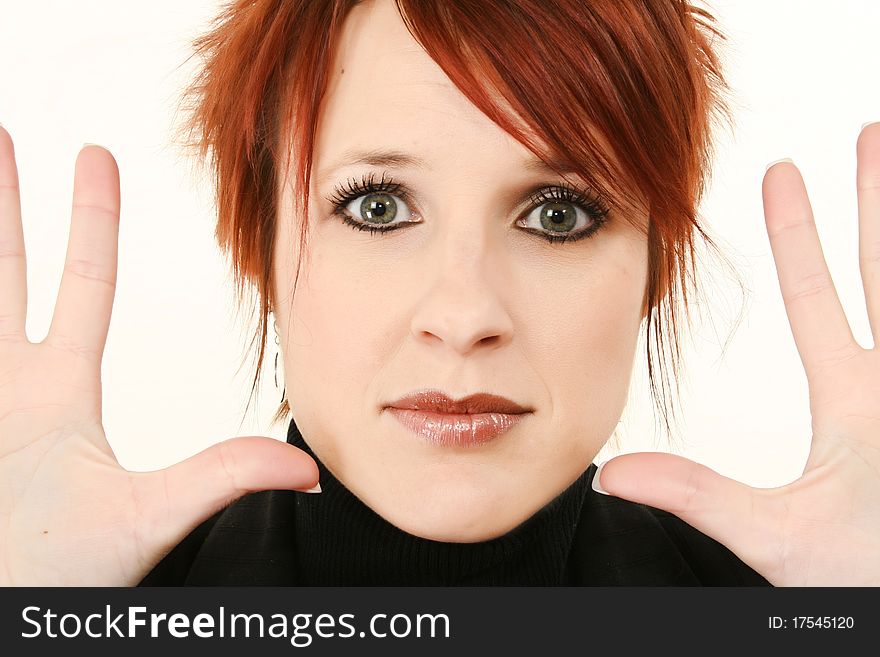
left=273, top=315, right=286, bottom=403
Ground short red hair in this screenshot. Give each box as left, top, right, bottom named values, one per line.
left=178, top=0, right=739, bottom=441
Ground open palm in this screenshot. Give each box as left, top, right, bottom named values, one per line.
left=594, top=122, right=880, bottom=586
left=0, top=127, right=319, bottom=586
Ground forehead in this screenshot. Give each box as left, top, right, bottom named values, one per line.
left=313, top=0, right=539, bottom=181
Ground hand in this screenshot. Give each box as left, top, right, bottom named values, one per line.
left=592, top=122, right=880, bottom=586
left=0, top=127, right=319, bottom=586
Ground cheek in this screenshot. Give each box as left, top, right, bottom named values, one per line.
left=567, top=272, right=641, bottom=369
left=286, top=248, right=392, bottom=402
left=529, top=252, right=645, bottom=437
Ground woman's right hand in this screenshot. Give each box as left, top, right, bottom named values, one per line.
left=0, top=126, right=320, bottom=586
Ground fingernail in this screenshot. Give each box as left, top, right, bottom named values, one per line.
left=765, top=157, right=793, bottom=172
left=591, top=461, right=610, bottom=496
left=862, top=121, right=880, bottom=130
left=301, top=482, right=322, bottom=494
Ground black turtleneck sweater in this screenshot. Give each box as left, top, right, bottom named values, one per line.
left=139, top=417, right=770, bottom=586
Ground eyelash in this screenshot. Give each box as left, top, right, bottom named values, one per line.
left=323, top=171, right=611, bottom=244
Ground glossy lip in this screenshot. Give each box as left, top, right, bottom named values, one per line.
left=384, top=389, right=532, bottom=447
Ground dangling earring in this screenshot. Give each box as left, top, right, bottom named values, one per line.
left=273, top=315, right=286, bottom=404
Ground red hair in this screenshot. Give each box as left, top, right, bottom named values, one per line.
left=177, top=0, right=740, bottom=442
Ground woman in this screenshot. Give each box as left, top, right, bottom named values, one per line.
left=1, top=0, right=878, bottom=586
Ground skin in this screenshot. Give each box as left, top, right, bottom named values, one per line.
left=271, top=0, right=649, bottom=542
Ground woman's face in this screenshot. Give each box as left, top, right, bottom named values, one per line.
left=273, top=0, right=648, bottom=542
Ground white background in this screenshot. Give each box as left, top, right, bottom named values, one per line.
left=1, top=1, right=878, bottom=488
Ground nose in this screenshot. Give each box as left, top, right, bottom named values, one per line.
left=409, top=232, right=515, bottom=357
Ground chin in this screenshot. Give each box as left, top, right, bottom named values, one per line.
left=369, top=480, right=527, bottom=544
left=392, top=511, right=518, bottom=544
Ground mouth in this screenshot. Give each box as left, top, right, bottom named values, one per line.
left=383, top=389, right=532, bottom=447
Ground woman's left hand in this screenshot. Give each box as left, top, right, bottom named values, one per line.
left=593, top=122, right=880, bottom=586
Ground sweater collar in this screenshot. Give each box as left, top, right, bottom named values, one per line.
left=286, top=416, right=593, bottom=585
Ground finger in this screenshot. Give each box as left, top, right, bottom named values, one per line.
left=0, top=125, right=27, bottom=339
left=762, top=160, right=858, bottom=378
left=594, top=453, right=777, bottom=577
left=856, top=122, right=880, bottom=347
left=47, top=145, right=120, bottom=361
left=145, top=437, right=320, bottom=546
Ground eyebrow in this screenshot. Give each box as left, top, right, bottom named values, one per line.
left=316, top=148, right=579, bottom=182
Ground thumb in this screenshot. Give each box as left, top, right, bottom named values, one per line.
left=145, top=435, right=320, bottom=542
left=592, top=452, right=774, bottom=571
